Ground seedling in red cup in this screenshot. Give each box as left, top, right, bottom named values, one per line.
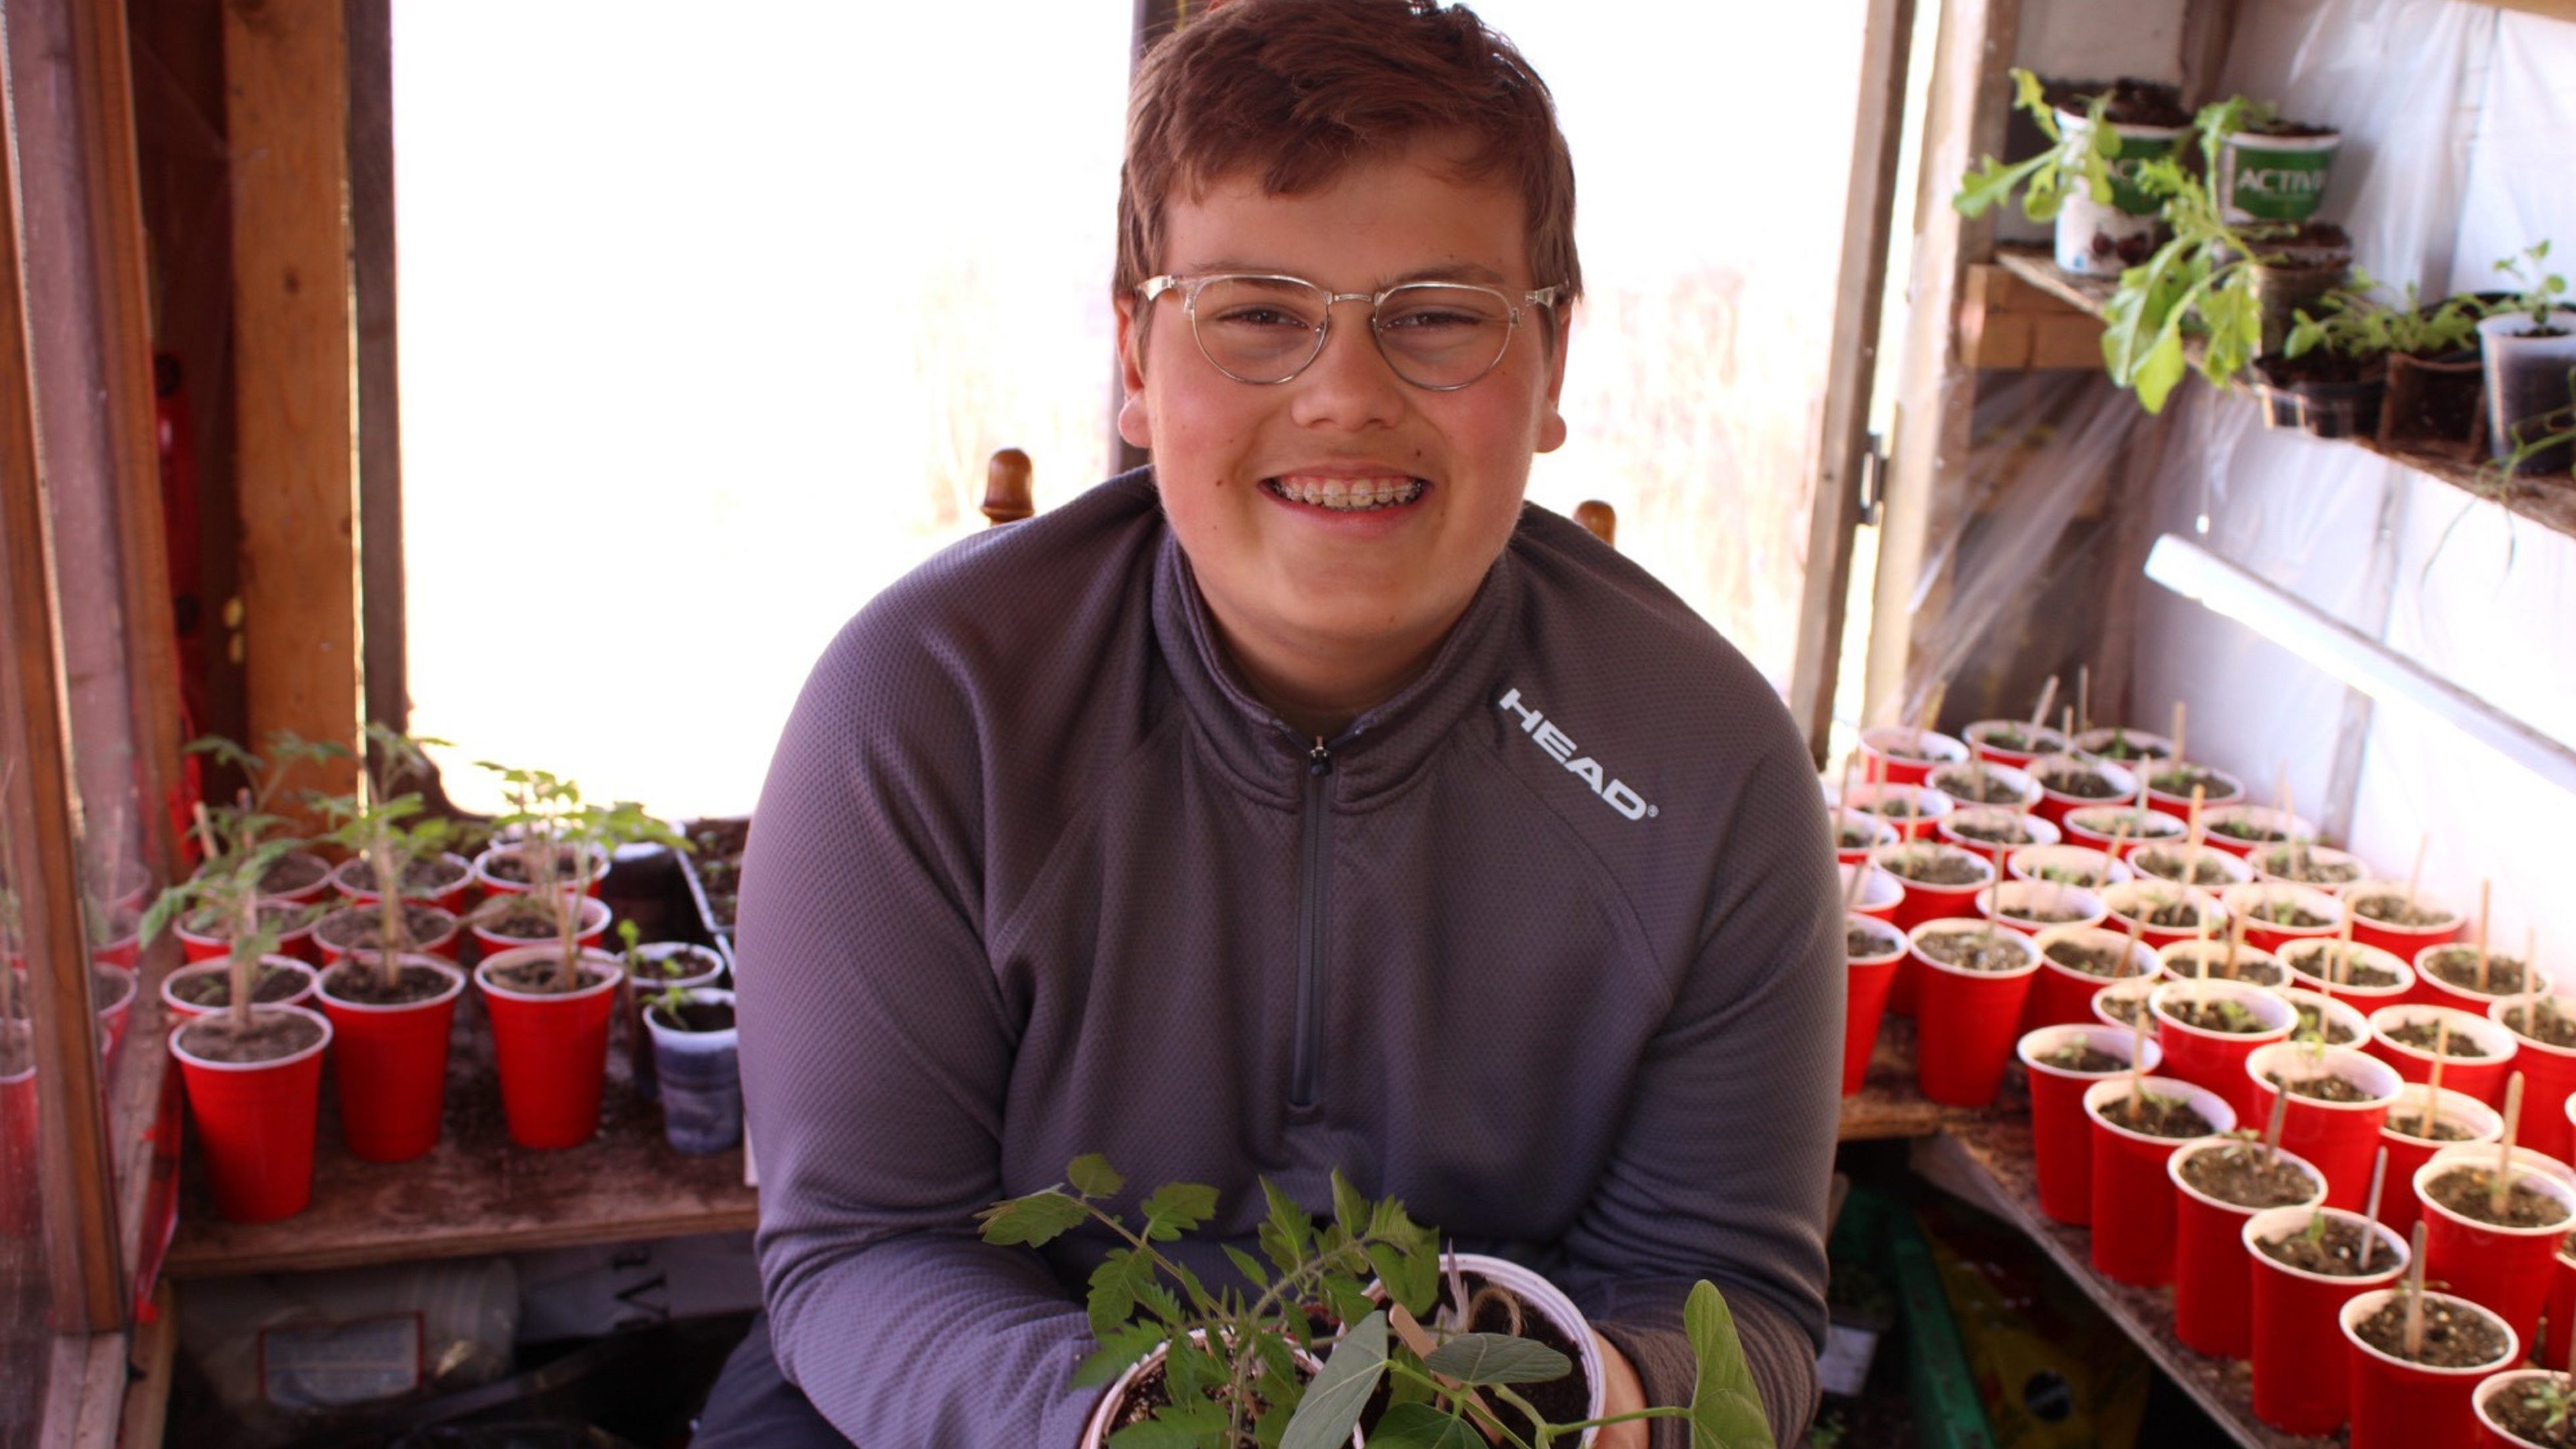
left=1936, top=805, right=2057, bottom=866
left=2027, top=753, right=2139, bottom=830
left=2150, top=979, right=2293, bottom=1125
left=2245, top=1041, right=2404, bottom=1211
left=2167, top=1122, right=2326, bottom=1358
left=2071, top=724, right=2173, bottom=765
left=2473, top=1363, right=2576, bottom=1449
left=1927, top=759, right=2041, bottom=815
left=2341, top=1264, right=2519, bottom=1449
left=2082, top=1075, right=2232, bottom=1286
left=2157, top=935, right=2287, bottom=989
left=2018, top=1024, right=2163, bottom=1223
left=2370, top=1005, right=2519, bottom=1108
left=1841, top=915, right=1908, bottom=1097
left=2377, top=1084, right=2502, bottom=1240
left=1857, top=724, right=1969, bottom=788
left=2251, top=838, right=2372, bottom=893
left=2005, top=842, right=2126, bottom=890
left=1869, top=844, right=1995, bottom=1012
left=1909, top=920, right=2042, bottom=1105
left=1977, top=879, right=2107, bottom=938
left=2101, top=879, right=2227, bottom=952
left=2282, top=936, right=2415, bottom=1006
left=2494, top=993, right=2576, bottom=1162
left=2243, top=1201, right=2410, bottom=1434
left=2062, top=804, right=2186, bottom=861
left=2200, top=804, right=2317, bottom=861
left=1838, top=781, right=1955, bottom=843
left=2128, top=839, right=2253, bottom=891
left=2221, top=881, right=2346, bottom=955
left=2024, top=924, right=2154, bottom=1033
left=2414, top=1078, right=2576, bottom=1356
left=2144, top=760, right=2247, bottom=819
left=2277, top=987, right=2369, bottom=1052
left=2341, top=878, right=2469, bottom=967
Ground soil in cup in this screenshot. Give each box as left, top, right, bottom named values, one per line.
left=316, top=903, right=454, bottom=955
left=2044, top=941, right=2137, bottom=978
left=2151, top=765, right=2241, bottom=799
left=2165, top=999, right=2276, bottom=1033
left=2245, top=899, right=2332, bottom=928
left=2260, top=847, right=2364, bottom=888
left=1950, top=816, right=2038, bottom=846
left=2352, top=1293, right=2510, bottom=1367
left=2086, top=732, right=2171, bottom=762
left=648, top=997, right=737, bottom=1033
left=2211, top=817, right=2289, bottom=844
left=1974, top=725, right=2062, bottom=754
left=2289, top=948, right=2398, bottom=989
left=1846, top=925, right=1902, bottom=959
left=2385, top=1021, right=2491, bottom=1058
left=1934, top=771, right=2026, bottom=806
left=2103, top=1091, right=2214, bottom=1137
left=2386, top=1115, right=2475, bottom=1144
left=2348, top=894, right=2457, bottom=932
left=1917, top=930, right=2028, bottom=973
left=484, top=848, right=593, bottom=886
left=1883, top=850, right=1986, bottom=887
left=256, top=853, right=330, bottom=896
left=2290, top=1005, right=2359, bottom=1047
left=2506, top=999, right=2576, bottom=1050
left=2076, top=809, right=2182, bottom=839
left=320, top=960, right=454, bottom=1007
left=340, top=856, right=470, bottom=897
left=630, top=947, right=725, bottom=984
left=2099, top=995, right=2153, bottom=1029
left=178, top=1010, right=325, bottom=1066
left=2421, top=947, right=2535, bottom=995
left=2486, top=1373, right=2576, bottom=1447
left=169, top=962, right=308, bottom=1009
left=2170, top=953, right=2286, bottom=988
left=484, top=959, right=615, bottom=996
left=2262, top=1068, right=2379, bottom=1103
left=2002, top=901, right=2094, bottom=926
left=2045, top=78, right=2190, bottom=126
left=1104, top=1360, right=1286, bottom=1437
left=2126, top=893, right=2205, bottom=929
left=2180, top=1144, right=2320, bottom=1208
left=2135, top=849, right=2241, bottom=887
left=2256, top=1215, right=2385, bottom=1275
left=2424, top=1168, right=2573, bottom=1229
left=1859, top=797, right=1927, bottom=820
left=477, top=896, right=582, bottom=942
left=1876, top=739, right=1950, bottom=763
left=2042, top=1041, right=2126, bottom=1072
left=2039, top=765, right=2124, bottom=799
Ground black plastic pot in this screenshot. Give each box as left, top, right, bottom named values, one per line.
left=2252, top=369, right=2386, bottom=440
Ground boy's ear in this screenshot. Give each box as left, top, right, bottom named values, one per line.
left=1115, top=293, right=1154, bottom=450
left=1535, top=308, right=1571, bottom=455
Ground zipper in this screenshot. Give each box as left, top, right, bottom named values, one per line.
left=1290, top=734, right=1332, bottom=1111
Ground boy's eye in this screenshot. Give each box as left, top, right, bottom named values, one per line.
left=1206, top=304, right=1318, bottom=331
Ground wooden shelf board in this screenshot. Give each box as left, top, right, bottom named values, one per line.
left=164, top=984, right=756, bottom=1279
left=1992, top=244, right=2576, bottom=541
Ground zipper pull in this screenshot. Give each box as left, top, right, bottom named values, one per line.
left=1309, top=737, right=1332, bottom=776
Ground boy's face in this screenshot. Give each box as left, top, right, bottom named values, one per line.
left=1115, top=134, right=1569, bottom=703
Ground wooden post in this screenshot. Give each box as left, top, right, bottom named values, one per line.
left=981, top=448, right=1035, bottom=527
left=225, top=0, right=363, bottom=809
left=1571, top=500, right=1618, bottom=549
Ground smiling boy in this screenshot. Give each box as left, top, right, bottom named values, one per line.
left=707, top=3, right=1842, bottom=1446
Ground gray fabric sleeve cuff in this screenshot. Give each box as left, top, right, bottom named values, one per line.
left=1595, top=1289, right=1819, bottom=1449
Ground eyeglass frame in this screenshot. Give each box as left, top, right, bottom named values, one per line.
left=1134, top=272, right=1566, bottom=392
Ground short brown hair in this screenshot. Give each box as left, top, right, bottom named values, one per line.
left=1117, top=0, right=1581, bottom=309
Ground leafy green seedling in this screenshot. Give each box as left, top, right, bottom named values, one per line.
left=1952, top=70, right=2119, bottom=225
left=312, top=724, right=471, bottom=995
left=471, top=763, right=686, bottom=992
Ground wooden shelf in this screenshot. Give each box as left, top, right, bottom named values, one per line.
left=1992, top=245, right=2576, bottom=542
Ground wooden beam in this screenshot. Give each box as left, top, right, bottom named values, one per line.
left=225, top=0, right=362, bottom=804
left=2491, top=0, right=2576, bottom=23
left=1784, top=0, right=1920, bottom=765
left=1959, top=263, right=2107, bottom=369
left=347, top=0, right=408, bottom=738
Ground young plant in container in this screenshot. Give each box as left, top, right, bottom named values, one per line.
left=1936, top=805, right=2056, bottom=867
left=2247, top=1041, right=2404, bottom=1211
left=2369, top=1007, right=2517, bottom=1108
left=2101, top=879, right=2225, bottom=951
left=2150, top=978, right=2293, bottom=1125
left=2005, top=842, right=2126, bottom=890
left=1842, top=915, right=1908, bottom=1097
left=1908, top=920, right=2041, bottom=1106
left=1925, top=760, right=2040, bottom=813
left=2495, top=993, right=2576, bottom=1162
left=2243, top=1199, right=2409, bottom=1435
left=2251, top=838, right=2371, bottom=891
left=2414, top=1084, right=2576, bottom=1358
left=2278, top=987, right=2368, bottom=1051
left=2017, top=1022, right=2161, bottom=1223
left=2157, top=936, right=2286, bottom=990
left=1951, top=72, right=2170, bottom=276
left=2279, top=278, right=2489, bottom=457
left=2024, top=920, right=2153, bottom=1032
left=2168, top=1118, right=2326, bottom=1360
left=147, top=801, right=324, bottom=1016
left=2027, top=753, right=2138, bottom=829
left=2129, top=842, right=2251, bottom=891
left=2207, top=101, right=2342, bottom=226
left=979, top=1157, right=1776, bottom=1449
left=1961, top=718, right=2067, bottom=769
left=179, top=732, right=342, bottom=903
left=2342, top=1250, right=2519, bottom=1449
left=2142, top=759, right=2245, bottom=818
left=642, top=980, right=739, bottom=1156
left=2061, top=803, right=2184, bottom=861
left=2477, top=1362, right=2576, bottom=1449
left=2479, top=243, right=2575, bottom=476
left=619, top=920, right=730, bottom=1101
left=2082, top=1073, right=2231, bottom=1286
left=313, top=726, right=469, bottom=966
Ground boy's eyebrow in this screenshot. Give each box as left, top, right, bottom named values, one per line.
left=1180, top=260, right=1516, bottom=289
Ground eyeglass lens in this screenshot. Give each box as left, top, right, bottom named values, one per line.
left=1189, top=277, right=1516, bottom=388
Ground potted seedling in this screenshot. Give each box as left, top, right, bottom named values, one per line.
left=2280, top=938, right=2414, bottom=1007
left=2156, top=936, right=2286, bottom=990
left=149, top=797, right=323, bottom=1023
left=143, top=833, right=334, bottom=1223
left=2244, top=1199, right=2410, bottom=1435
left=2081, top=1072, right=2230, bottom=1286
left=2101, top=879, right=2225, bottom=951
left=2026, top=753, right=2138, bottom=829
left=2071, top=725, right=2173, bottom=764
left=2251, top=838, right=2371, bottom=891
left=1961, top=718, right=2066, bottom=769
left=2005, top=842, right=2127, bottom=890
left=618, top=920, right=728, bottom=1101
left=2342, top=1247, right=2519, bottom=1449
left=1842, top=914, right=1908, bottom=1097
left=2017, top=1022, right=2161, bottom=1223
left=2259, top=284, right=2393, bottom=439
left=178, top=733, right=342, bottom=904
left=2378, top=1084, right=2501, bottom=1240
left=640, top=976, right=739, bottom=1155
left=312, top=726, right=470, bottom=966
left=2207, top=101, right=2342, bottom=226
left=2246, top=1041, right=2404, bottom=1211
left=2278, top=987, right=2369, bottom=1051
left=2149, top=978, right=2292, bottom=1126
left=2061, top=804, right=2185, bottom=860
left=2494, top=994, right=2576, bottom=1162
left=1951, top=71, right=2188, bottom=277
left=2415, top=1101, right=2576, bottom=1357
left=2477, top=1362, right=2576, bottom=1448
left=471, top=765, right=685, bottom=1150
left=2025, top=922, right=2152, bottom=1033
left=2142, top=759, right=2245, bottom=818
left=2289, top=280, right=2491, bottom=458
left=2130, top=841, right=2251, bottom=891
left=1925, top=759, right=2040, bottom=813
left=2480, top=243, right=2575, bottom=475
left=2168, top=1118, right=2327, bottom=1360
left=1855, top=724, right=1967, bottom=788
left=2221, top=881, right=2345, bottom=954
left=1907, top=920, right=2040, bottom=1106
left=978, top=1157, right=1777, bottom=1449
left=2368, top=1006, right=2516, bottom=1108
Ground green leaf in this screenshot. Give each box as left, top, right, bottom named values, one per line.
left=1261, top=1181, right=1317, bottom=1277
left=1684, top=1281, right=1776, bottom=1449
left=1165, top=1336, right=1227, bottom=1404
left=1421, top=1333, right=1573, bottom=1387
left=1073, top=1321, right=1169, bottom=1389
left=1070, top=1154, right=1125, bottom=1199
left=1110, top=1397, right=1229, bottom=1449
left=1225, top=1245, right=1273, bottom=1292
left=1142, top=1182, right=1219, bottom=1241
left=1367, top=1241, right=1438, bottom=1319
left=975, top=1190, right=1089, bottom=1247
left=1329, top=1171, right=1369, bottom=1239
left=1363, top=1403, right=1487, bottom=1449
left=1089, top=1248, right=1155, bottom=1337
left=1282, top=1310, right=1388, bottom=1449
left=2132, top=328, right=2190, bottom=414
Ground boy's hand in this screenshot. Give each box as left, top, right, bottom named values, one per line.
left=1591, top=1332, right=1649, bottom=1449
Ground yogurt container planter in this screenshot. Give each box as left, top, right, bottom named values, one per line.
left=1977, top=879, right=2106, bottom=938
left=624, top=941, right=729, bottom=1101
left=2276, top=987, right=2372, bottom=1053
left=2494, top=994, right=2576, bottom=1162
left=1077, top=1330, right=1352, bottom=1449
left=1935, top=805, right=2055, bottom=867
left=1870, top=843, right=1996, bottom=1010
left=2150, top=979, right=2294, bottom=1124
left=1838, top=782, right=1954, bottom=842
left=2100, top=879, right=2226, bottom=951
left=2157, top=938, right=2286, bottom=990
left=469, top=893, right=611, bottom=963
left=2281, top=938, right=2416, bottom=1007
left=2479, top=311, right=2576, bottom=476
left=2474, top=1367, right=2576, bottom=1449
left=2027, top=754, right=2138, bottom=830
left=2368, top=1004, right=2518, bottom=1107
left=2378, top=1085, right=2505, bottom=1240
left=1962, top=719, right=2065, bottom=769
left=2339, top=880, right=2468, bottom=966
left=2071, top=725, right=2173, bottom=766
left=2216, top=122, right=2341, bottom=224
left=1858, top=725, right=1969, bottom=787
left=313, top=901, right=462, bottom=964
left=2246, top=1042, right=2404, bottom=1210
left=1927, top=759, right=2040, bottom=814
left=471, top=842, right=613, bottom=899
left=2416, top=1146, right=2576, bottom=1354
left=2128, top=842, right=2253, bottom=892
left=1843, top=917, right=1909, bottom=1096
left=329, top=850, right=475, bottom=916
left=2025, top=924, right=2156, bottom=1033
left=1836, top=863, right=1904, bottom=923
left=644, top=987, right=741, bottom=1155
left=2081, top=1075, right=2232, bottom=1285
left=160, top=957, right=317, bottom=1022
left=2245, top=1204, right=2411, bottom=1435
left=1830, top=807, right=1902, bottom=865
left=2222, top=882, right=2347, bottom=955
left=168, top=1003, right=334, bottom=1223
left=2017, top=1024, right=2162, bottom=1223
left=475, top=945, right=626, bottom=1150
left=1908, top=920, right=2041, bottom=1106
left=2252, top=841, right=2374, bottom=893
left=2169, top=1137, right=2326, bottom=1360
left=2342, top=1288, right=2519, bottom=1449
left=2416, top=941, right=2549, bottom=1016
left=2201, top=805, right=2315, bottom=861
left=2061, top=804, right=2186, bottom=861
left=2049, top=103, right=2188, bottom=276
left=2005, top=842, right=2126, bottom=889
left=315, top=953, right=467, bottom=1163
left=2142, top=762, right=2246, bottom=819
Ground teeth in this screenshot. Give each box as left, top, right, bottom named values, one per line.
left=1269, top=475, right=1424, bottom=511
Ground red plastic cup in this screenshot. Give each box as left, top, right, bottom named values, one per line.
left=2101, top=880, right=2227, bottom=953
left=2017, top=1024, right=2163, bottom=1224
left=2127, top=842, right=2253, bottom=893
left=2417, top=947, right=2553, bottom=1018
left=159, top=956, right=318, bottom=1022
left=2201, top=805, right=2314, bottom=861
left=2071, top=725, right=2173, bottom=767
left=2368, top=1005, right=2517, bottom=1109
left=1830, top=809, right=1900, bottom=865
left=2244, top=1043, right=2402, bottom=1211
left=1910, top=920, right=2040, bottom=1106
left=1858, top=725, right=1968, bottom=788
left=2548, top=1258, right=2576, bottom=1383
left=1978, top=880, right=2107, bottom=939
left=170, top=1004, right=333, bottom=1223
left=2222, top=882, right=2347, bottom=955
left=2005, top=842, right=2126, bottom=889
left=2022, top=925, right=2155, bottom=1034
left=1837, top=863, right=1904, bottom=924
left=2377, top=1087, right=2505, bottom=1240
left=256, top=850, right=337, bottom=906
left=2276, top=988, right=2372, bottom=1053
left=471, top=842, right=612, bottom=899
left=469, top=893, right=611, bottom=964
left=2156, top=938, right=2287, bottom=991
left=91, top=964, right=136, bottom=1059
left=2061, top=805, right=2187, bottom=862
left=2143, top=767, right=2248, bottom=820
left=2150, top=980, right=2293, bottom=1128
left=316, top=955, right=466, bottom=1163
left=0, top=1061, right=36, bottom=1239
left=1842, top=917, right=1907, bottom=1097
left=2027, top=755, right=2138, bottom=830
left=1927, top=760, right=2042, bottom=816
left=2251, top=842, right=2375, bottom=893
left=315, top=903, right=463, bottom=966
left=1936, top=807, right=2057, bottom=868
left=1962, top=719, right=2065, bottom=769
left=2082, top=1076, right=2234, bottom=1286
left=1841, top=783, right=1954, bottom=843
left=2090, top=978, right=2160, bottom=1041
left=2342, top=1289, right=2517, bottom=1449
left=475, top=946, right=624, bottom=1150
left=2333, top=880, right=2466, bottom=965
left=2281, top=938, right=2416, bottom=1009
left=2245, top=1205, right=2410, bottom=1435
left=2490, top=999, right=2576, bottom=1162
left=330, top=851, right=475, bottom=916
left=2476, top=1368, right=2576, bottom=1449
left=2416, top=1147, right=2576, bottom=1355
left=2168, top=1138, right=2325, bottom=1360
left=1874, top=846, right=1996, bottom=1014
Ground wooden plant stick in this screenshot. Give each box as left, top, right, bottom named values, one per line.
left=2404, top=1222, right=2429, bottom=1356
left=1835, top=755, right=1856, bottom=836
left=2333, top=913, right=2356, bottom=987
left=2406, top=833, right=2429, bottom=915
left=2424, top=1018, right=2451, bottom=1137
left=1843, top=858, right=1873, bottom=913
left=2171, top=700, right=2188, bottom=773
left=2262, top=1083, right=2290, bottom=1167
left=2026, top=675, right=2059, bottom=744
left=2494, top=1070, right=2526, bottom=1220
left=191, top=799, right=222, bottom=860
left=2120, top=909, right=2148, bottom=987
left=2476, top=880, right=2493, bottom=993
left=2360, top=1146, right=2389, bottom=1271
left=2184, top=784, right=2209, bottom=891
left=2222, top=914, right=2245, bottom=980
left=2076, top=665, right=2090, bottom=737
left=2061, top=707, right=2076, bottom=751
left=2128, top=1023, right=2149, bottom=1124
left=1386, top=1302, right=1505, bottom=1440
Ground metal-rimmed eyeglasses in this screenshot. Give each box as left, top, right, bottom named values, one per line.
left=1135, top=272, right=1563, bottom=391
